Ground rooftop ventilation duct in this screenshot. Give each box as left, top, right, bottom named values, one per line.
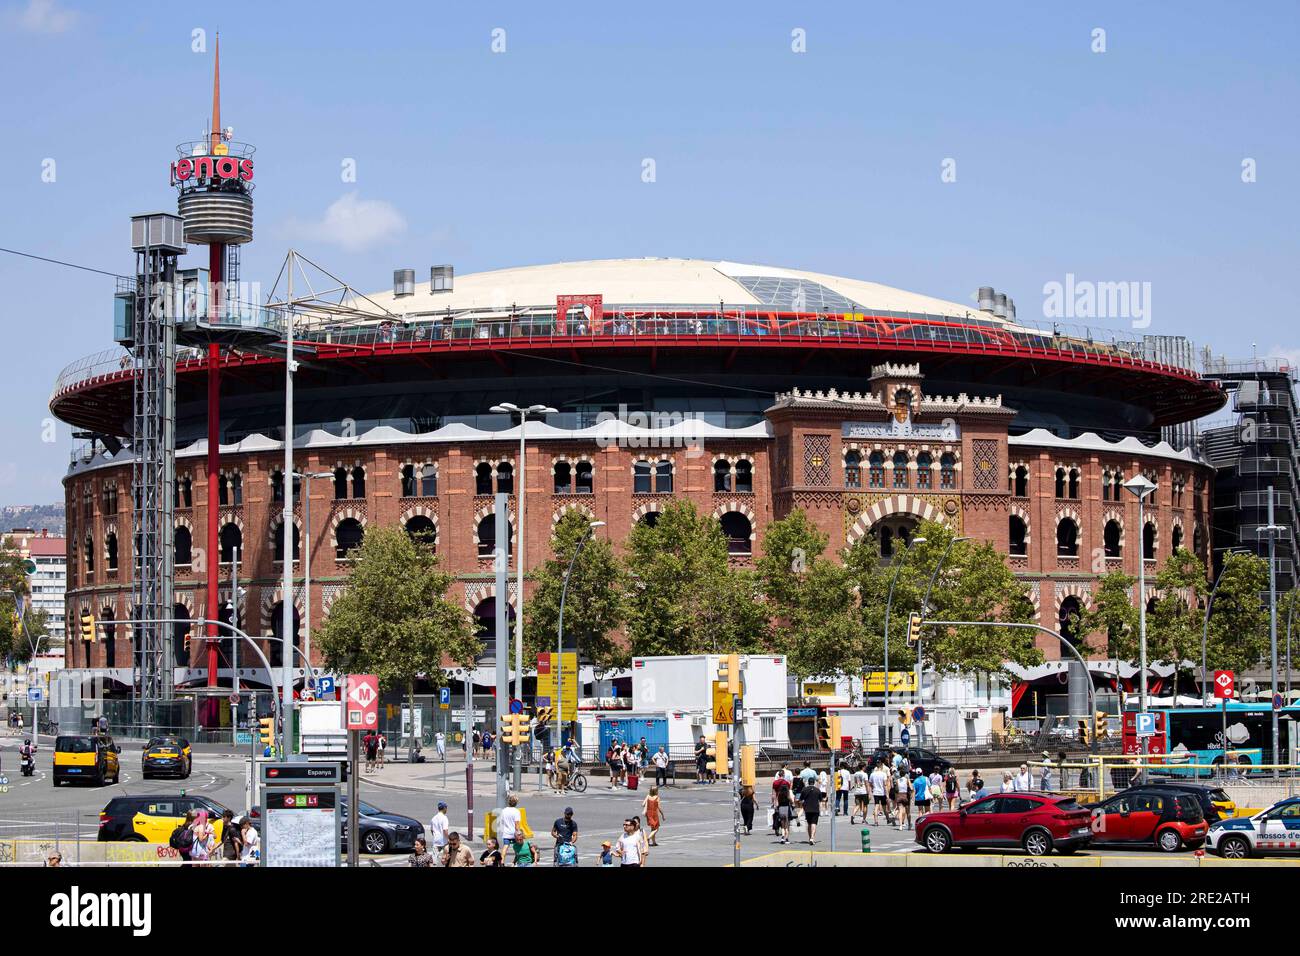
left=993, top=292, right=1008, bottom=319
left=977, top=287, right=996, bottom=313
left=1005, top=297, right=1016, bottom=321
left=430, top=264, right=454, bottom=293
left=393, top=269, right=415, bottom=298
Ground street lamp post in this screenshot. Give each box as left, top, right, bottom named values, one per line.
left=1201, top=548, right=1250, bottom=703
left=558, top=521, right=604, bottom=748
left=1123, top=474, right=1157, bottom=761
left=294, top=471, right=333, bottom=692
left=1261, top=488, right=1284, bottom=777
left=883, top=535, right=924, bottom=744
left=489, top=402, right=557, bottom=789
left=918, top=536, right=970, bottom=728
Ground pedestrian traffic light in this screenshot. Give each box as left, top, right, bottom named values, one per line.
left=182, top=629, right=192, bottom=656
left=79, top=611, right=96, bottom=642
left=740, top=744, right=756, bottom=787
left=706, top=730, right=730, bottom=776
left=258, top=717, right=275, bottom=747
left=717, top=653, right=741, bottom=696
left=906, top=612, right=922, bottom=648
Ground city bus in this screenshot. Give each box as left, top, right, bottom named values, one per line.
left=1141, top=703, right=1300, bottom=774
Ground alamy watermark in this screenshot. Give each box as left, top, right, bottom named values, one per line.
left=1042, top=273, right=1152, bottom=329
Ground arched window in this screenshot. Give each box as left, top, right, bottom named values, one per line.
left=219, top=523, right=242, bottom=564
left=495, top=462, right=513, bottom=495
left=1056, top=518, right=1079, bottom=557
left=272, top=520, right=300, bottom=563
left=1104, top=520, right=1122, bottom=558
left=1144, top=474, right=1157, bottom=505
left=477, top=514, right=514, bottom=557
left=1068, top=468, right=1080, bottom=500
left=1054, top=467, right=1067, bottom=498
left=917, top=452, right=933, bottom=490
left=892, top=452, right=909, bottom=489
left=420, top=466, right=437, bottom=497
left=1101, top=469, right=1112, bottom=501
left=351, top=466, right=366, bottom=499
left=633, top=461, right=652, bottom=494
left=218, top=473, right=230, bottom=506
left=1009, top=516, right=1028, bottom=556
left=719, top=512, right=752, bottom=555
left=333, top=467, right=349, bottom=500
left=554, top=461, right=573, bottom=494
left=335, top=518, right=364, bottom=559
left=844, top=450, right=862, bottom=488
left=1143, top=522, right=1157, bottom=560
left=400, top=464, right=417, bottom=497
left=106, top=532, right=118, bottom=571
left=638, top=511, right=660, bottom=528
left=940, top=453, right=956, bottom=490
left=174, top=476, right=193, bottom=508
left=471, top=598, right=514, bottom=663
left=405, top=515, right=436, bottom=548
left=1171, top=525, right=1184, bottom=551
left=1112, top=471, right=1124, bottom=501
left=655, top=460, right=673, bottom=493
left=475, top=463, right=494, bottom=495
left=576, top=461, right=594, bottom=494
left=1059, top=596, right=1084, bottom=645
left=84, top=536, right=95, bottom=574
left=714, top=460, right=732, bottom=493
left=734, top=459, right=753, bottom=494
left=1013, top=465, right=1029, bottom=497
left=101, top=609, right=116, bottom=668
left=868, top=452, right=885, bottom=489
left=1193, top=524, right=1205, bottom=556
left=174, top=526, right=192, bottom=567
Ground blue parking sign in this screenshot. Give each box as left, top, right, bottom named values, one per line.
left=1135, top=712, right=1156, bottom=737
left=439, top=687, right=451, bottom=706
left=317, top=675, right=336, bottom=696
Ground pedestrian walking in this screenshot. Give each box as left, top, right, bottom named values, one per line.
left=773, top=773, right=795, bottom=844
left=894, top=767, right=912, bottom=830
left=496, top=794, right=523, bottom=846
left=238, top=817, right=260, bottom=865
left=694, top=735, right=709, bottom=784
left=408, top=836, right=434, bottom=867
left=835, top=764, right=851, bottom=816
left=1014, top=763, right=1031, bottom=792
left=441, top=831, right=474, bottom=867
left=740, top=785, right=756, bottom=834
left=651, top=745, right=670, bottom=788
left=642, top=787, right=664, bottom=846
left=429, top=801, right=451, bottom=853
left=544, top=747, right=558, bottom=792
left=614, top=818, right=647, bottom=867
left=479, top=837, right=503, bottom=867
left=169, top=809, right=197, bottom=864
left=552, top=806, right=579, bottom=866
left=913, top=768, right=931, bottom=817
left=967, top=769, right=985, bottom=801
left=377, top=732, right=387, bottom=770
left=363, top=731, right=378, bottom=773
left=190, top=809, right=215, bottom=863
left=598, top=840, right=614, bottom=866
left=944, top=769, right=960, bottom=810
left=435, top=730, right=446, bottom=759
left=607, top=743, right=622, bottom=789
left=510, top=831, right=538, bottom=867
left=220, top=809, right=241, bottom=864
left=869, top=762, right=889, bottom=825
left=800, top=775, right=822, bottom=845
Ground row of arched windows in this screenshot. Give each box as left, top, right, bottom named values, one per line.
left=845, top=450, right=955, bottom=491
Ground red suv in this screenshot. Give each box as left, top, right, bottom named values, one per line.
left=1088, top=787, right=1207, bottom=852
left=916, top=792, right=1093, bottom=856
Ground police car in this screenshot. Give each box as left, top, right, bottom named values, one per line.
left=1205, top=796, right=1300, bottom=859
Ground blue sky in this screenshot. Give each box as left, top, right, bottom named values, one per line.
left=1, top=0, right=1297, bottom=505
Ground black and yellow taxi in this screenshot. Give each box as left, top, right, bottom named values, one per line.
left=142, top=735, right=192, bottom=779
left=53, top=734, right=121, bottom=786
left=97, top=794, right=239, bottom=844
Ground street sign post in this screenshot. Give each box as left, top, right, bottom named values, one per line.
left=439, top=686, right=451, bottom=710
left=317, top=675, right=336, bottom=698
left=345, top=674, right=379, bottom=731
left=900, top=727, right=910, bottom=746
left=536, top=652, right=578, bottom=721
left=712, top=681, right=734, bottom=724
left=1134, top=712, right=1157, bottom=737
left=1213, top=670, right=1235, bottom=700
left=508, top=698, right=524, bottom=715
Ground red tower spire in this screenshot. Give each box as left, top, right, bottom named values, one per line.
left=210, top=33, right=222, bottom=153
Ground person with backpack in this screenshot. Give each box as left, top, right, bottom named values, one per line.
left=551, top=806, right=579, bottom=866
left=190, top=809, right=215, bottom=863
left=170, top=809, right=197, bottom=864
left=220, top=809, right=241, bottom=865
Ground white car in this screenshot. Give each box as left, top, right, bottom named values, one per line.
left=1205, top=797, right=1300, bottom=859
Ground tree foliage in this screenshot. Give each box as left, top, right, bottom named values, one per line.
left=623, top=501, right=768, bottom=657
left=523, top=510, right=628, bottom=672
left=1081, top=571, right=1139, bottom=659
left=315, top=526, right=479, bottom=693
left=1205, top=551, right=1270, bottom=676
left=0, top=536, right=50, bottom=665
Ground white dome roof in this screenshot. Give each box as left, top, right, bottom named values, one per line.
left=364, top=257, right=992, bottom=322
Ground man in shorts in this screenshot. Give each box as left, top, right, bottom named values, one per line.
left=869, top=761, right=891, bottom=826
left=851, top=765, right=870, bottom=824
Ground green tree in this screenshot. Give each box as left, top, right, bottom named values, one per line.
left=1147, top=547, right=1207, bottom=694
left=1081, top=571, right=1140, bottom=659
left=1205, top=551, right=1270, bottom=676
left=757, top=510, right=863, bottom=680
left=315, top=526, right=479, bottom=757
left=0, top=536, right=49, bottom=665
left=523, top=510, right=627, bottom=672
left=623, top=501, right=769, bottom=657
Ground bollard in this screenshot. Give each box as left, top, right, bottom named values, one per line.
left=860, top=828, right=871, bottom=853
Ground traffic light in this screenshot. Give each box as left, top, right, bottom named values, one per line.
left=717, top=653, right=741, bottom=697
left=258, top=717, right=275, bottom=747
left=740, top=744, right=757, bottom=787
left=182, top=629, right=192, bottom=657
left=906, top=612, right=922, bottom=648
left=500, top=713, right=531, bottom=747
left=79, top=611, right=96, bottom=642
left=897, top=707, right=911, bottom=726
left=1094, top=711, right=1109, bottom=740
left=706, top=730, right=730, bottom=777
left=535, top=705, right=553, bottom=726
left=816, top=712, right=842, bottom=750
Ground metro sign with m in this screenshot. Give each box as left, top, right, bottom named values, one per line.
left=1214, top=670, right=1235, bottom=700
left=346, top=674, right=380, bottom=730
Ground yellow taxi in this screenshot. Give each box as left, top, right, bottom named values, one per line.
left=97, top=794, right=238, bottom=844
left=53, top=734, right=121, bottom=786
left=142, top=735, right=193, bottom=779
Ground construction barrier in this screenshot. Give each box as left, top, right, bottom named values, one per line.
left=0, top=839, right=184, bottom=865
